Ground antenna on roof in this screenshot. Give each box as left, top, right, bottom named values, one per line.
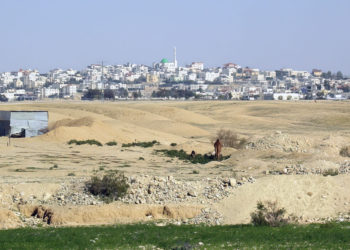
left=101, top=60, right=104, bottom=102
left=174, top=47, right=177, bottom=68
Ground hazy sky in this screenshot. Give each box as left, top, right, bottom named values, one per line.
left=1, top=0, right=349, bottom=73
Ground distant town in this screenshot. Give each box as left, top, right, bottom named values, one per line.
left=1, top=49, right=349, bottom=102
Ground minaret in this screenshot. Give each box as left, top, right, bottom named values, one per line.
left=174, top=47, right=178, bottom=68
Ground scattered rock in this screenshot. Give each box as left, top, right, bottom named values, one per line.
left=229, top=178, right=236, bottom=186
left=187, top=191, right=197, bottom=197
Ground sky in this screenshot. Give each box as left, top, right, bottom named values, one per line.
left=0, top=0, right=349, bottom=74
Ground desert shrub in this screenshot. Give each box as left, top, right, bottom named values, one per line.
left=68, top=139, right=102, bottom=147
left=251, top=200, right=288, bottom=227
left=106, top=141, right=117, bottom=146
left=156, top=149, right=230, bottom=164
left=192, top=170, right=199, bottom=174
left=214, top=129, right=247, bottom=149
left=68, top=173, right=75, bottom=176
left=15, top=168, right=26, bottom=172
left=322, top=168, right=339, bottom=176
left=170, top=143, right=177, bottom=147
left=340, top=146, right=350, bottom=157
left=138, top=157, right=145, bottom=160
left=122, top=140, right=159, bottom=148
left=86, top=172, right=129, bottom=202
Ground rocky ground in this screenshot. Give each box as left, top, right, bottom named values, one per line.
left=3, top=167, right=350, bottom=229
left=2, top=175, right=254, bottom=227
left=0, top=100, right=350, bottom=229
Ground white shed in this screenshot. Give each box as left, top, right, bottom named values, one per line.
left=0, top=111, right=48, bottom=137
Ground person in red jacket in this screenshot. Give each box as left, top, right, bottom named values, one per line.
left=214, top=139, right=222, bottom=160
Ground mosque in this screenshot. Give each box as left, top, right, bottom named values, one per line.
left=154, top=47, right=178, bottom=72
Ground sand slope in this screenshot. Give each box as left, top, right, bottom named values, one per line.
left=0, top=100, right=349, bottom=227
left=214, top=175, right=350, bottom=224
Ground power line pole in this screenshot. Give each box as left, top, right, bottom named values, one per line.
left=101, top=60, right=104, bottom=102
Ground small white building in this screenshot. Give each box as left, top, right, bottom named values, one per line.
left=41, top=87, right=60, bottom=98
left=61, top=84, right=77, bottom=97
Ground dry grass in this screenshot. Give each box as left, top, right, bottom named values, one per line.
left=340, top=146, right=350, bottom=157
left=213, top=129, right=247, bottom=149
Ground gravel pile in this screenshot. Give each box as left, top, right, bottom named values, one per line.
left=248, top=131, right=312, bottom=153
left=120, top=175, right=254, bottom=205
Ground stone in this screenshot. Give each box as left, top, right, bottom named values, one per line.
left=222, top=178, right=229, bottom=184
left=229, top=178, right=236, bottom=186
left=42, top=193, right=51, bottom=201
left=203, top=208, right=210, bottom=213
left=187, top=191, right=197, bottom=197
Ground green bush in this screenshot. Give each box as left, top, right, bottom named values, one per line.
left=15, top=168, right=26, bottom=172
left=251, top=201, right=288, bottom=227
left=86, top=172, right=129, bottom=202
left=122, top=140, right=159, bottom=148
left=105, top=141, right=117, bottom=146
left=155, top=149, right=230, bottom=164
left=170, top=143, right=177, bottom=147
left=68, top=139, right=102, bottom=147
left=322, top=168, right=339, bottom=176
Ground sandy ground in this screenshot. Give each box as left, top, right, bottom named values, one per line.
left=0, top=100, right=349, bottom=228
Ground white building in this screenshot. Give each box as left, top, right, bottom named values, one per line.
left=61, top=84, right=77, bottom=97
left=190, top=62, right=204, bottom=71
left=41, top=87, right=60, bottom=98
left=198, top=72, right=219, bottom=82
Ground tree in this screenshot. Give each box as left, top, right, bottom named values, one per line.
left=324, top=80, right=331, bottom=90
left=316, top=91, right=325, bottom=99
left=132, top=91, right=139, bottom=99
left=0, top=94, right=8, bottom=102
left=82, top=89, right=102, bottom=100
left=151, top=88, right=195, bottom=99
left=117, top=88, right=128, bottom=98
left=104, top=89, right=115, bottom=100
left=336, top=71, right=343, bottom=80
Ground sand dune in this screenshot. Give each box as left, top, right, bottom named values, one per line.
left=0, top=100, right=349, bottom=227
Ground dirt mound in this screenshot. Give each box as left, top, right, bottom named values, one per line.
left=0, top=208, right=21, bottom=229
left=249, top=131, right=312, bottom=153
left=19, top=204, right=202, bottom=226
left=214, top=175, right=350, bottom=224
left=49, top=117, right=94, bottom=130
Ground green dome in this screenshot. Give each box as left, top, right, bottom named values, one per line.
left=161, top=58, right=169, bottom=63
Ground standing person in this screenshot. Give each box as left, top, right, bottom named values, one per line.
left=214, top=139, right=222, bottom=160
